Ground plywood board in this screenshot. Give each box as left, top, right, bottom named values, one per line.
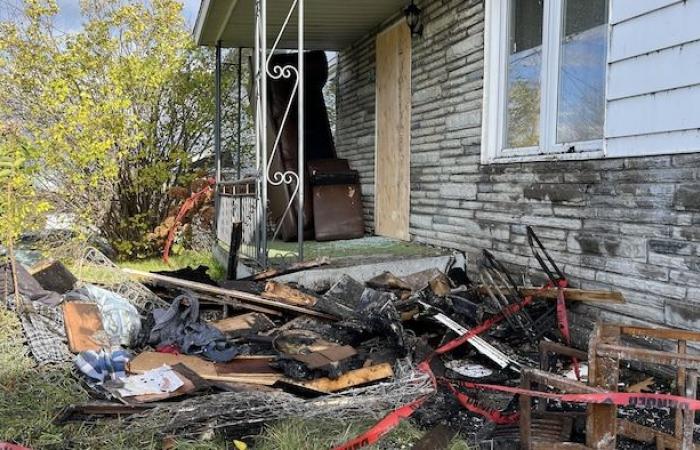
left=63, top=302, right=105, bottom=352
left=128, top=352, right=281, bottom=385
left=375, top=21, right=411, bottom=241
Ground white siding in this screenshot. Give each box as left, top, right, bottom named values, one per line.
left=609, top=1, right=700, bottom=62
left=609, top=0, right=680, bottom=25
left=608, top=40, right=700, bottom=100
left=605, top=0, right=700, bottom=158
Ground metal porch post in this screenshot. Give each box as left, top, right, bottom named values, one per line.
left=214, top=40, right=222, bottom=236
left=297, top=0, right=304, bottom=262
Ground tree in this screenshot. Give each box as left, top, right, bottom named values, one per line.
left=0, top=0, right=251, bottom=258
left=0, top=123, right=51, bottom=296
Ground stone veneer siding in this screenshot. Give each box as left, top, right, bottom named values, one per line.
left=335, top=0, right=700, bottom=339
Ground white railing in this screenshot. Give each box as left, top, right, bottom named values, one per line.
left=254, top=0, right=305, bottom=267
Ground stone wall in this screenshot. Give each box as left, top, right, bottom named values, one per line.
left=335, top=0, right=700, bottom=333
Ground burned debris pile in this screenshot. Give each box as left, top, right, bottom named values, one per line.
left=2, top=227, right=700, bottom=449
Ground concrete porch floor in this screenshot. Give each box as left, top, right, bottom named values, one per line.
left=267, top=235, right=448, bottom=266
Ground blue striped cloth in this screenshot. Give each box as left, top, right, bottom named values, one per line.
left=74, top=349, right=131, bottom=382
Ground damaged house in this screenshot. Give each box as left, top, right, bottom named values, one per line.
left=187, top=0, right=700, bottom=448
left=198, top=0, right=700, bottom=343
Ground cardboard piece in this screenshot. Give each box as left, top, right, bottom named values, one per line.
left=63, top=302, right=105, bottom=352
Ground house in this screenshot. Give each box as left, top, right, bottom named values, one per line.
left=195, top=0, right=700, bottom=339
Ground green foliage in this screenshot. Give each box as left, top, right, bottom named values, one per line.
left=0, top=126, right=51, bottom=251
left=0, top=1, right=248, bottom=258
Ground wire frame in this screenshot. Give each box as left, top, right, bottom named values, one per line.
left=73, top=247, right=167, bottom=311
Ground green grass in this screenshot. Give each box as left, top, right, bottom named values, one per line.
left=117, top=250, right=226, bottom=281
left=256, top=418, right=471, bottom=450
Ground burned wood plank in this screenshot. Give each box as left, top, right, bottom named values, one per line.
left=226, top=222, right=242, bottom=280
left=279, top=363, right=394, bottom=394
left=677, top=340, right=688, bottom=439
left=262, top=281, right=318, bottom=307
left=122, top=268, right=336, bottom=320
left=55, top=402, right=158, bottom=424
left=475, top=286, right=624, bottom=303
left=246, top=257, right=331, bottom=281
left=595, top=344, right=700, bottom=370
left=194, top=293, right=282, bottom=316
left=586, top=322, right=620, bottom=450
left=524, top=368, right=605, bottom=394
left=539, top=341, right=589, bottom=364
left=682, top=371, right=698, bottom=450
left=618, top=325, right=700, bottom=342
left=616, top=419, right=700, bottom=450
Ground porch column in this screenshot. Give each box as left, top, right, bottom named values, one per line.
left=297, top=0, right=304, bottom=261
left=214, top=40, right=222, bottom=235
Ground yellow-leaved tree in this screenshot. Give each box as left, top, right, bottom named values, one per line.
left=0, top=0, right=246, bottom=258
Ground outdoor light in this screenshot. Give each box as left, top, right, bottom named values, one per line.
left=404, top=0, right=423, bottom=37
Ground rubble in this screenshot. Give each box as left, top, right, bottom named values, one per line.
left=4, top=226, right=700, bottom=449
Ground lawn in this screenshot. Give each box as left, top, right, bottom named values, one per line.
left=0, top=251, right=473, bottom=449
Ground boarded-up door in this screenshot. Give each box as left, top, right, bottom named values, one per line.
left=375, top=22, right=411, bottom=241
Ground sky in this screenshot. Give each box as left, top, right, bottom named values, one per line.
left=0, top=0, right=202, bottom=33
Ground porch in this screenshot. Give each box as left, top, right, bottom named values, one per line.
left=197, top=0, right=418, bottom=270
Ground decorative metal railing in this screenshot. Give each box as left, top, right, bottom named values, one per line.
left=254, top=0, right=305, bottom=267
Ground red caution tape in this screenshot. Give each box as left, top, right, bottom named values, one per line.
left=431, top=294, right=534, bottom=358
left=0, top=444, right=32, bottom=450
left=331, top=396, right=429, bottom=450
left=454, top=380, right=700, bottom=411
left=444, top=382, right=520, bottom=425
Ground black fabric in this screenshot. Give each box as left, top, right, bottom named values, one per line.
left=0, top=262, right=62, bottom=306
left=148, top=292, right=240, bottom=362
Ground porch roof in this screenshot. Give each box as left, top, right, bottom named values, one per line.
left=194, top=0, right=407, bottom=50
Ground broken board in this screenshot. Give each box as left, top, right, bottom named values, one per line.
left=279, top=362, right=394, bottom=394
left=262, top=281, right=318, bottom=307
left=63, top=301, right=105, bottom=352
left=128, top=352, right=281, bottom=385
left=30, top=259, right=77, bottom=294
left=211, top=312, right=275, bottom=336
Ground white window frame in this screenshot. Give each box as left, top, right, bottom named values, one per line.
left=481, top=0, right=608, bottom=164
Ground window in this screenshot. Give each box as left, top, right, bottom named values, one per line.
left=483, top=0, right=609, bottom=163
